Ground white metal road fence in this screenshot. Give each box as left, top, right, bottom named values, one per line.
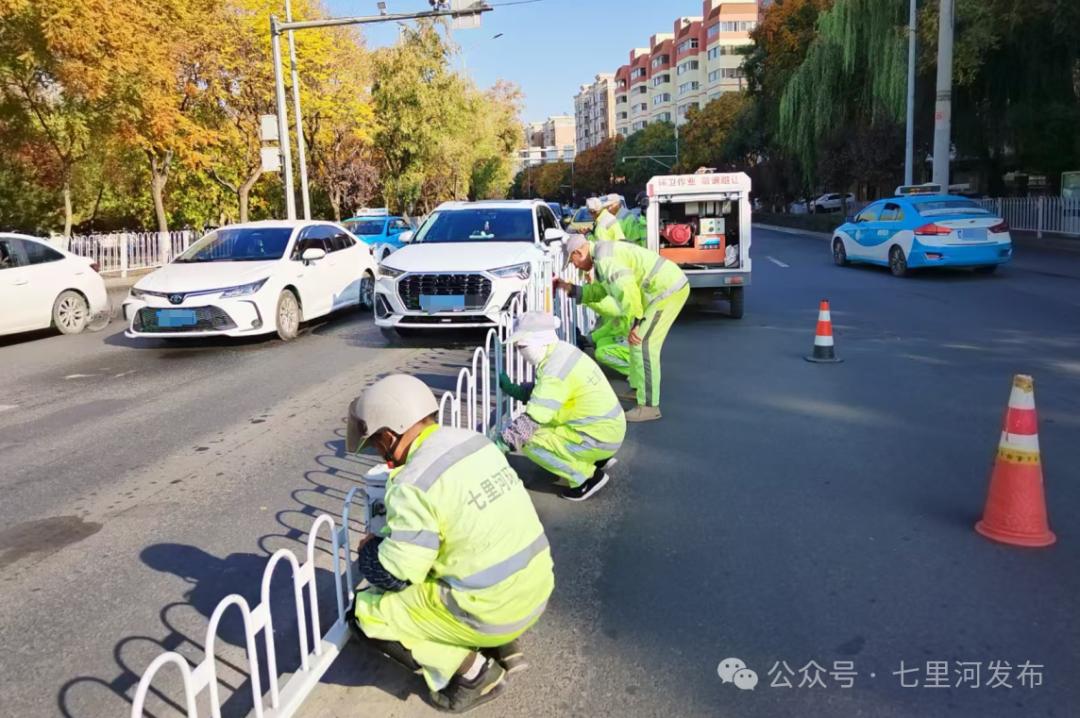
left=59, top=230, right=196, bottom=276
left=131, top=242, right=591, bottom=718
left=978, top=197, right=1080, bottom=238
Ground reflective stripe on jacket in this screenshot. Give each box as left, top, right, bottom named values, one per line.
left=379, top=425, right=554, bottom=632
left=579, top=240, right=688, bottom=321
left=525, top=341, right=626, bottom=448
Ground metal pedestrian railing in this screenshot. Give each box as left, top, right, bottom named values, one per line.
left=130, top=241, right=591, bottom=718
left=59, top=230, right=196, bottom=276
left=977, top=197, right=1080, bottom=238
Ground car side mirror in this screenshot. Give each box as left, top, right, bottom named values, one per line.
left=543, top=228, right=567, bottom=245
left=561, top=215, right=572, bottom=227
left=301, top=247, right=326, bottom=263
left=399, top=230, right=415, bottom=244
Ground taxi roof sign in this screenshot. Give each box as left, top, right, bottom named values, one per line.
left=895, top=183, right=942, bottom=197
left=353, top=207, right=389, bottom=217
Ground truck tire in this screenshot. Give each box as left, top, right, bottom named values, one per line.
left=728, top=287, right=745, bottom=319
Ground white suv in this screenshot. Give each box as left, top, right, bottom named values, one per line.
left=374, top=200, right=565, bottom=333
left=811, top=192, right=856, bottom=214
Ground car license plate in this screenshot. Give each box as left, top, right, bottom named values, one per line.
left=958, top=228, right=987, bottom=242
left=420, top=295, right=465, bottom=313
left=157, top=309, right=198, bottom=327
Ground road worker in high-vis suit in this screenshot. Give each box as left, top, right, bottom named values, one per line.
left=555, top=234, right=689, bottom=422
left=586, top=195, right=625, bottom=243
left=498, top=312, right=626, bottom=502
left=345, top=374, right=554, bottom=713
left=585, top=298, right=631, bottom=379
left=619, top=191, right=650, bottom=247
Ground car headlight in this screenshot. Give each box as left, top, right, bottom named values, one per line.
left=220, top=278, right=268, bottom=298
left=489, top=262, right=531, bottom=280
left=129, top=287, right=146, bottom=300
left=379, top=265, right=405, bottom=279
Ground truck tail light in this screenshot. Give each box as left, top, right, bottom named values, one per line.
left=914, top=223, right=952, bottom=237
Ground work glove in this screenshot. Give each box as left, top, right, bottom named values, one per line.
left=500, top=414, right=540, bottom=451
left=498, top=371, right=533, bottom=402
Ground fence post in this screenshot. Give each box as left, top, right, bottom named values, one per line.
left=1036, top=196, right=1044, bottom=239
left=120, top=233, right=129, bottom=278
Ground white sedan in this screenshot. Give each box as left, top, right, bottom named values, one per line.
left=0, top=232, right=109, bottom=337
left=123, top=221, right=378, bottom=341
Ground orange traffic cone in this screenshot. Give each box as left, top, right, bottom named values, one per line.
left=804, top=299, right=842, bottom=363
left=975, top=375, right=1056, bottom=547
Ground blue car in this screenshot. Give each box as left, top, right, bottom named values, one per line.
left=342, top=213, right=414, bottom=262
left=831, top=185, right=1012, bottom=277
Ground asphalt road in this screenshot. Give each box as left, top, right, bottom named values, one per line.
left=1, top=227, right=1078, bottom=718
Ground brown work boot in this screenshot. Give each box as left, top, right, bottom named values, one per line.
left=610, top=380, right=638, bottom=402
left=625, top=405, right=662, bottom=422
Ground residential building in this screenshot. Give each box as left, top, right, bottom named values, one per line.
left=604, top=1, right=759, bottom=138
left=515, top=115, right=577, bottom=173
left=574, top=73, right=617, bottom=152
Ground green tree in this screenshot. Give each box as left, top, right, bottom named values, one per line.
left=573, top=136, right=623, bottom=197
left=618, top=122, right=676, bottom=192
left=676, top=93, right=749, bottom=173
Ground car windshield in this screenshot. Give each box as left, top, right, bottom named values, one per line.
left=413, top=209, right=535, bottom=243
left=345, top=219, right=385, bottom=236
left=547, top=203, right=563, bottom=218
left=574, top=207, right=592, bottom=222
left=914, top=199, right=991, bottom=217
left=175, top=227, right=293, bottom=262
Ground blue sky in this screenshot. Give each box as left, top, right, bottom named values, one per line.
left=325, top=0, right=705, bottom=121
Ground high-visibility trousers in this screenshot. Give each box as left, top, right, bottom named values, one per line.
left=591, top=312, right=631, bottom=378
left=629, top=284, right=690, bottom=407
left=523, top=425, right=621, bottom=488
left=354, top=580, right=536, bottom=692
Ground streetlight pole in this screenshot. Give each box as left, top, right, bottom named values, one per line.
left=285, top=0, right=311, bottom=220
left=269, top=2, right=493, bottom=219
left=904, top=0, right=917, bottom=185
left=270, top=15, right=296, bottom=220
left=931, top=0, right=954, bottom=189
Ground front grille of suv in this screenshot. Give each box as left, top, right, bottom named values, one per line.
left=398, top=274, right=492, bottom=312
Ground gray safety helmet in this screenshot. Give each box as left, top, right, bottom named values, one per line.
left=346, top=374, right=438, bottom=453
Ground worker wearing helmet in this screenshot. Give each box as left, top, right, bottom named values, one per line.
left=586, top=195, right=626, bottom=243
left=619, top=191, right=650, bottom=247
left=555, top=234, right=689, bottom=422
left=498, top=312, right=626, bottom=501
left=345, top=374, right=554, bottom=712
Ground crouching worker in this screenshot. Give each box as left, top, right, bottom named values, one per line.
left=585, top=296, right=632, bottom=380
left=498, top=312, right=626, bottom=502
left=345, top=374, right=554, bottom=713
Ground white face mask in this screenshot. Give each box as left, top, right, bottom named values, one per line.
left=519, top=343, right=547, bottom=367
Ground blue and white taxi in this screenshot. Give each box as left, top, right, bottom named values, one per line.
left=342, top=208, right=414, bottom=263
left=832, top=185, right=1012, bottom=277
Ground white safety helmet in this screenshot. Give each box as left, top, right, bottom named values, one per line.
left=346, top=374, right=438, bottom=452
left=509, top=311, right=561, bottom=347
left=585, top=197, right=603, bottom=214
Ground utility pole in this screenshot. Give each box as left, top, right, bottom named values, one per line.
left=270, top=1, right=493, bottom=219
left=931, top=0, right=954, bottom=189
left=285, top=0, right=311, bottom=220
left=270, top=16, right=296, bottom=220
left=904, top=0, right=917, bottom=185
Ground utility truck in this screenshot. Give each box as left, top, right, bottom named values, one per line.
left=645, top=171, right=752, bottom=318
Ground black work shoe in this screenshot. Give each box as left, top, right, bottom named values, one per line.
left=430, top=657, right=507, bottom=713
left=370, top=638, right=421, bottom=673
left=595, top=457, right=618, bottom=471
left=560, top=471, right=610, bottom=502
left=483, top=639, right=529, bottom=676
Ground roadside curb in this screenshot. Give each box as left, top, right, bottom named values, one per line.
left=753, top=223, right=832, bottom=240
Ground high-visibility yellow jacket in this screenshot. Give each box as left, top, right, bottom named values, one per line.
left=378, top=425, right=554, bottom=633
left=525, top=341, right=626, bottom=450
left=578, top=240, right=688, bottom=322
left=593, top=209, right=626, bottom=243
left=620, top=213, right=647, bottom=247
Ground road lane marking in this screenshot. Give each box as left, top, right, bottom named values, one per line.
left=64, top=373, right=97, bottom=380
left=114, top=370, right=137, bottom=378
left=0, top=404, right=17, bottom=413
left=767, top=256, right=790, bottom=268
